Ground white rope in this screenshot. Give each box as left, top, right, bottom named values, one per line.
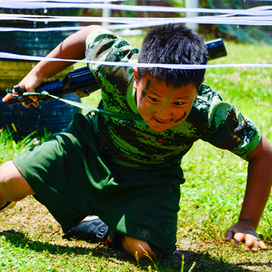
left=1, top=12, right=272, bottom=34
left=0, top=2, right=271, bottom=67
left=0, top=1, right=271, bottom=16
left=0, top=4, right=272, bottom=32
left=1, top=52, right=272, bottom=69
left=7, top=0, right=130, bottom=2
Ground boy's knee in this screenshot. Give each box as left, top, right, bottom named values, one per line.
left=121, top=235, right=157, bottom=260
left=0, top=161, right=34, bottom=201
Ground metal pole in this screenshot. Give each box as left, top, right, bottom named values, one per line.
left=185, top=0, right=199, bottom=31
left=102, top=1, right=111, bottom=26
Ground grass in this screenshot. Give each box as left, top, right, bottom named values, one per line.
left=0, top=37, right=272, bottom=271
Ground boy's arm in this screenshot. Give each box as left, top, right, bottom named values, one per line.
left=225, top=134, right=272, bottom=251
left=2, top=25, right=105, bottom=107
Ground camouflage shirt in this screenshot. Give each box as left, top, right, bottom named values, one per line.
left=85, top=28, right=261, bottom=169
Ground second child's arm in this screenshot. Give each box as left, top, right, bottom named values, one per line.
left=2, top=25, right=105, bottom=107
left=225, top=134, right=272, bottom=251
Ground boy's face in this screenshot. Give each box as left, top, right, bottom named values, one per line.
left=133, top=68, right=198, bottom=132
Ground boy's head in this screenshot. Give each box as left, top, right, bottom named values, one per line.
left=133, top=24, right=208, bottom=132
left=137, top=23, right=208, bottom=90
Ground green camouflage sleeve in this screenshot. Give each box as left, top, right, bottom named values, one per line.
left=85, top=28, right=138, bottom=74
left=203, top=99, right=261, bottom=160
left=84, top=28, right=138, bottom=98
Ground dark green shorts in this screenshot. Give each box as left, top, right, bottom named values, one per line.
left=13, top=113, right=185, bottom=258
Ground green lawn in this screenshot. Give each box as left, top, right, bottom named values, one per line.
left=0, top=39, right=272, bottom=271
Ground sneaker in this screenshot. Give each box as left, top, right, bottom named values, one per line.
left=0, top=201, right=16, bottom=212
left=63, top=216, right=109, bottom=243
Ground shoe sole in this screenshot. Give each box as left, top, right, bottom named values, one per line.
left=80, top=215, right=99, bottom=223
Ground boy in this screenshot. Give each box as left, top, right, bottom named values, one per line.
left=1, top=24, right=272, bottom=259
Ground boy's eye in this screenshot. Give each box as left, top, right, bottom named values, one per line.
left=148, top=96, right=159, bottom=102
left=174, top=101, right=185, bottom=106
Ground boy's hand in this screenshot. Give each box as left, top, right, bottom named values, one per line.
left=2, top=74, right=44, bottom=108
left=225, top=220, right=267, bottom=251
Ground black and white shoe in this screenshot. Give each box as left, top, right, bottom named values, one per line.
left=63, top=216, right=109, bottom=243
left=0, top=201, right=16, bottom=212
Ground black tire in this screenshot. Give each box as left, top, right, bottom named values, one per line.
left=0, top=94, right=82, bottom=137
left=0, top=8, right=83, bottom=56
left=0, top=8, right=83, bottom=16
left=0, top=8, right=83, bottom=137
left=0, top=21, right=80, bottom=57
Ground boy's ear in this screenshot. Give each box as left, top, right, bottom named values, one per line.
left=195, top=79, right=205, bottom=100
left=133, top=67, right=139, bottom=89
left=197, top=78, right=205, bottom=92
left=199, top=78, right=205, bottom=89
left=194, top=93, right=198, bottom=100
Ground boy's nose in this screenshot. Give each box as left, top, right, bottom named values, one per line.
left=156, top=107, right=172, bottom=119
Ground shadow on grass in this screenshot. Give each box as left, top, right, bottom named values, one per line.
left=169, top=249, right=261, bottom=272
left=0, top=229, right=123, bottom=257
left=0, top=229, right=262, bottom=272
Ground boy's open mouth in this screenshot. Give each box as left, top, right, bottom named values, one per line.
left=154, top=117, right=171, bottom=125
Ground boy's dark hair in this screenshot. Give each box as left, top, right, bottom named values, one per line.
left=138, top=24, right=208, bottom=90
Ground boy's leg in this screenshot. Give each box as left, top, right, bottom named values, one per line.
left=0, top=160, right=155, bottom=260
left=122, top=235, right=156, bottom=259
left=64, top=216, right=156, bottom=259
left=0, top=161, right=34, bottom=206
